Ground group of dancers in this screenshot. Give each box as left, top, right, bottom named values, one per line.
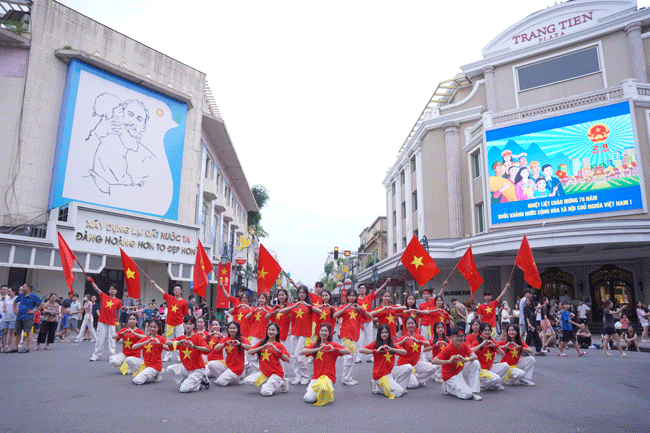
left=89, top=276, right=537, bottom=405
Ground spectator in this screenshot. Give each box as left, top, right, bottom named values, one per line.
left=159, top=302, right=167, bottom=330
left=143, top=302, right=157, bottom=334
left=36, top=293, right=60, bottom=350
left=452, top=298, right=467, bottom=331
left=544, top=318, right=558, bottom=348
left=540, top=297, right=551, bottom=352
left=134, top=299, right=144, bottom=329
left=188, top=295, right=196, bottom=316
left=636, top=302, right=649, bottom=342
left=1, top=286, right=17, bottom=352
left=523, top=297, right=545, bottom=356
left=56, top=292, right=73, bottom=340
left=498, top=301, right=511, bottom=341
left=464, top=299, right=475, bottom=335
left=619, top=314, right=630, bottom=336
left=92, top=295, right=100, bottom=329
left=576, top=324, right=592, bottom=349
left=76, top=294, right=97, bottom=342
left=11, top=283, right=43, bottom=353
left=62, top=293, right=82, bottom=342
left=577, top=299, right=590, bottom=324
left=623, top=326, right=639, bottom=352
left=120, top=294, right=135, bottom=329
left=519, top=288, right=533, bottom=339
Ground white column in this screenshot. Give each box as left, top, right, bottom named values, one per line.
left=625, top=22, right=647, bottom=84
left=197, top=145, right=207, bottom=239
left=404, top=156, right=413, bottom=239
left=443, top=122, right=464, bottom=238
left=482, top=65, right=496, bottom=112
left=414, top=148, right=425, bottom=238
left=386, top=186, right=394, bottom=256
left=395, top=171, right=403, bottom=250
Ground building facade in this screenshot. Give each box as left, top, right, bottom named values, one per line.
left=358, top=0, right=650, bottom=325
left=358, top=216, right=387, bottom=272
left=0, top=0, right=258, bottom=306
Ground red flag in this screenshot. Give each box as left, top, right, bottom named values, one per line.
left=193, top=240, right=214, bottom=298
left=119, top=248, right=141, bottom=299
left=401, top=235, right=439, bottom=286
left=216, top=262, right=231, bottom=309
left=456, top=245, right=483, bottom=297
left=515, top=235, right=541, bottom=289
left=257, top=244, right=282, bottom=295
left=57, top=232, right=76, bottom=295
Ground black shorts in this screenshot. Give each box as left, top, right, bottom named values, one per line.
left=603, top=326, right=616, bottom=335
left=561, top=330, right=576, bottom=343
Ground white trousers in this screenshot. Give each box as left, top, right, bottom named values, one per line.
left=215, top=368, right=243, bottom=386
left=355, top=324, right=373, bottom=362
left=289, top=335, right=309, bottom=382
left=133, top=366, right=163, bottom=385
left=248, top=337, right=261, bottom=373
left=244, top=372, right=287, bottom=396
left=420, top=326, right=432, bottom=361
left=371, top=364, right=412, bottom=398
left=492, top=356, right=535, bottom=384
left=166, top=364, right=206, bottom=393
left=162, top=325, right=184, bottom=361
left=479, top=366, right=505, bottom=390
left=109, top=352, right=142, bottom=373
left=442, top=360, right=481, bottom=400
left=92, top=322, right=115, bottom=359
left=406, top=360, right=436, bottom=388
left=76, top=315, right=97, bottom=341
left=206, top=360, right=227, bottom=378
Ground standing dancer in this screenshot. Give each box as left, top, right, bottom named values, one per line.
left=212, top=321, right=252, bottom=386
left=431, top=326, right=482, bottom=401
left=88, top=278, right=122, bottom=361
left=356, top=279, right=391, bottom=363
left=470, top=323, right=505, bottom=391
left=244, top=322, right=291, bottom=396
left=494, top=324, right=536, bottom=385
left=476, top=283, right=510, bottom=336
left=109, top=313, right=145, bottom=373
left=149, top=281, right=188, bottom=362
left=602, top=300, right=629, bottom=357
left=314, top=290, right=336, bottom=333
left=396, top=316, right=435, bottom=388
left=166, top=315, right=211, bottom=392
left=300, top=323, right=350, bottom=406
left=131, top=319, right=167, bottom=385
left=371, top=290, right=406, bottom=338
left=358, top=324, right=410, bottom=399
left=246, top=292, right=272, bottom=373
left=333, top=288, right=373, bottom=386
left=399, top=294, right=419, bottom=338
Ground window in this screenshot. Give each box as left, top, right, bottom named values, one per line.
left=410, top=156, right=416, bottom=172
left=473, top=153, right=481, bottom=179
left=393, top=243, right=397, bottom=252
left=412, top=191, right=418, bottom=211
left=400, top=170, right=405, bottom=185
left=205, top=156, right=214, bottom=179
left=517, top=46, right=600, bottom=92
left=392, top=182, right=396, bottom=196
left=413, top=229, right=418, bottom=240
left=402, top=237, right=407, bottom=248
left=401, top=202, right=406, bottom=219
left=392, top=211, right=396, bottom=227
left=475, top=203, right=484, bottom=233
left=202, top=201, right=209, bottom=235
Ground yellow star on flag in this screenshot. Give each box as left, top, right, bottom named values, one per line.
left=484, top=351, right=493, bottom=360
left=105, top=300, right=114, bottom=309
left=383, top=352, right=393, bottom=362
left=348, top=310, right=358, bottom=320
left=315, top=351, right=324, bottom=361
left=295, top=309, right=305, bottom=319
left=144, top=344, right=152, bottom=353
left=485, top=306, right=493, bottom=314
left=411, top=255, right=424, bottom=269
left=123, top=340, right=132, bottom=349
left=257, top=267, right=268, bottom=280
left=171, top=304, right=179, bottom=313
left=221, top=268, right=227, bottom=275
left=255, top=312, right=262, bottom=321
left=126, top=268, right=135, bottom=279
left=438, top=316, right=445, bottom=323
left=456, top=360, right=464, bottom=368
left=261, top=350, right=271, bottom=361
left=182, top=348, right=192, bottom=359
left=387, top=314, right=395, bottom=324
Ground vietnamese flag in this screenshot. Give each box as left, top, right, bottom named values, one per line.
left=515, top=235, right=541, bottom=289
left=401, top=235, right=439, bottom=286
left=119, top=248, right=141, bottom=299
left=257, top=244, right=282, bottom=295
left=193, top=240, right=214, bottom=298
left=456, top=245, right=483, bottom=297
left=57, top=232, right=76, bottom=295
left=216, top=262, right=231, bottom=309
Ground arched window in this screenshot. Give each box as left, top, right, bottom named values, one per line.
left=589, top=265, right=634, bottom=323
left=539, top=268, right=574, bottom=301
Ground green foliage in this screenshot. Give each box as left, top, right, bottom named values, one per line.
left=324, top=261, right=334, bottom=276
left=1, top=20, right=27, bottom=35
left=252, top=184, right=269, bottom=209
left=248, top=184, right=270, bottom=238
left=365, top=255, right=375, bottom=268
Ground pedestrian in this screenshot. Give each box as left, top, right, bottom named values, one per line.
left=602, top=300, right=628, bottom=357
left=519, top=289, right=533, bottom=339
left=149, top=281, right=188, bottom=362
left=244, top=322, right=291, bottom=396
left=56, top=292, right=73, bottom=340
left=211, top=321, right=252, bottom=386
left=452, top=298, right=468, bottom=332
left=371, top=290, right=407, bottom=338
left=332, top=288, right=373, bottom=386
left=11, top=283, right=43, bottom=353
left=87, top=278, right=122, bottom=361
left=396, top=315, right=435, bottom=388
left=1, top=286, right=17, bottom=352
left=636, top=302, right=649, bottom=342
left=131, top=319, right=167, bottom=385
left=524, top=297, right=545, bottom=356
left=430, top=325, right=482, bottom=401
left=35, top=293, right=60, bottom=351
left=166, top=314, right=211, bottom=392
left=557, top=301, right=586, bottom=357
left=109, top=313, right=145, bottom=373
left=358, top=324, right=410, bottom=399
left=577, top=299, right=591, bottom=324
left=470, top=322, right=506, bottom=391
left=495, top=324, right=536, bottom=386
left=76, top=295, right=97, bottom=342
left=300, top=323, right=350, bottom=406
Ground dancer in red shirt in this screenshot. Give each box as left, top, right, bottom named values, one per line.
left=371, top=290, right=406, bottom=338
left=109, top=313, right=145, bottom=374
left=355, top=279, right=391, bottom=363
left=494, top=324, right=536, bottom=386
left=131, top=319, right=168, bottom=385
left=246, top=292, right=272, bottom=373
left=465, top=319, right=481, bottom=346
left=426, top=321, right=449, bottom=382
left=149, top=280, right=188, bottom=362
left=333, top=288, right=373, bottom=386
left=205, top=319, right=227, bottom=378
left=470, top=322, right=505, bottom=391
left=476, top=283, right=510, bottom=335
left=396, top=316, right=435, bottom=388
left=300, top=323, right=351, bottom=406
left=266, top=288, right=290, bottom=343
left=244, top=322, right=291, bottom=396
left=359, top=324, right=410, bottom=399
left=166, top=315, right=212, bottom=392
left=431, top=326, right=482, bottom=401
left=212, top=321, right=252, bottom=386
left=87, top=278, right=122, bottom=362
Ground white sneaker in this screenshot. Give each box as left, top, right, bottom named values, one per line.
left=472, top=393, right=482, bottom=401
left=495, top=384, right=505, bottom=390
left=300, top=379, right=310, bottom=385
left=291, top=379, right=300, bottom=385
left=281, top=380, right=289, bottom=393
left=519, top=379, right=535, bottom=386
left=342, top=379, right=357, bottom=386
left=89, top=356, right=99, bottom=362
left=154, top=370, right=164, bottom=383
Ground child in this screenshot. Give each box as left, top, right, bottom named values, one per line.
left=557, top=301, right=586, bottom=357
left=166, top=315, right=211, bottom=392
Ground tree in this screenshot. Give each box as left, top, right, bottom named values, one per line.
left=248, top=184, right=269, bottom=238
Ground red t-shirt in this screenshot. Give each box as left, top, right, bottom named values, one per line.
left=314, top=305, right=336, bottom=331
left=436, top=342, right=472, bottom=381
left=373, top=306, right=399, bottom=337
left=248, top=306, right=271, bottom=340
left=207, top=335, right=224, bottom=361
left=98, top=292, right=121, bottom=326
left=309, top=292, right=322, bottom=306
left=173, top=333, right=208, bottom=371
left=471, top=338, right=498, bottom=370
left=476, top=300, right=499, bottom=327
left=232, top=304, right=252, bottom=337
left=269, top=305, right=290, bottom=341
left=222, top=336, right=250, bottom=375
left=365, top=341, right=397, bottom=380
left=497, top=340, right=529, bottom=366
left=252, top=340, right=289, bottom=378
left=289, top=303, right=315, bottom=337
left=465, top=333, right=479, bottom=346
left=429, top=336, right=449, bottom=358
left=163, top=293, right=188, bottom=326
left=400, top=309, right=419, bottom=325
left=116, top=327, right=145, bottom=358
left=396, top=334, right=426, bottom=366
left=358, top=292, right=378, bottom=325
left=307, top=341, right=345, bottom=383
left=419, top=299, right=437, bottom=327
left=138, top=335, right=167, bottom=371
left=430, top=308, right=453, bottom=328
left=337, top=304, right=364, bottom=341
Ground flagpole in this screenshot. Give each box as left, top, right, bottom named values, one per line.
left=74, top=257, right=89, bottom=279
left=133, top=261, right=154, bottom=283
left=507, top=263, right=517, bottom=285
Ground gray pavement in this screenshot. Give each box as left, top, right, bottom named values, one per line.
left=1, top=340, right=648, bottom=433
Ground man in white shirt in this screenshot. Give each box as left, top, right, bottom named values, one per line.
left=577, top=300, right=590, bottom=324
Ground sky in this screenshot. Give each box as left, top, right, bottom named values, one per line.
left=56, top=0, right=649, bottom=285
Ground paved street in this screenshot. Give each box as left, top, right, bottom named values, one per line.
left=1, top=340, right=648, bottom=433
